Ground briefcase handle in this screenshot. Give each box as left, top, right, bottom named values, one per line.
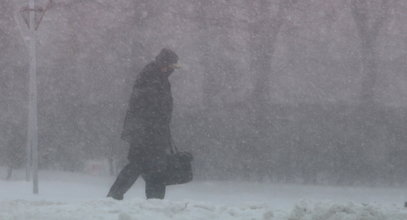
left=169, top=133, right=179, bottom=155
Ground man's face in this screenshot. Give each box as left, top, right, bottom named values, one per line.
left=160, top=66, right=172, bottom=73
left=160, top=63, right=180, bottom=74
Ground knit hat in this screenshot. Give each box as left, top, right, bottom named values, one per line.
left=155, top=48, right=179, bottom=67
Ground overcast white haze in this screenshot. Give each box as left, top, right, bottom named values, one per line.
left=1, top=0, right=407, bottom=219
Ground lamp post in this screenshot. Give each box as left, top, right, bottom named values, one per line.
left=20, top=0, right=51, bottom=194
left=23, top=0, right=39, bottom=194
left=27, top=0, right=39, bottom=194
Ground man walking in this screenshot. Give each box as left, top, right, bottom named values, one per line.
left=107, top=48, right=180, bottom=200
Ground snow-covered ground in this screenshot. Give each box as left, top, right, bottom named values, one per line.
left=1, top=169, right=407, bottom=220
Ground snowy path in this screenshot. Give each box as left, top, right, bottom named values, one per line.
left=2, top=199, right=406, bottom=220
left=1, top=170, right=407, bottom=220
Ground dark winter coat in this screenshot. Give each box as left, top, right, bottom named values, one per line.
left=121, top=61, right=174, bottom=161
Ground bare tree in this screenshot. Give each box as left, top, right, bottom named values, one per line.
left=246, top=0, right=298, bottom=129
left=191, top=0, right=219, bottom=108
left=350, top=0, right=391, bottom=106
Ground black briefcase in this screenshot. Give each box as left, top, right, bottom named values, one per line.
left=163, top=150, right=193, bottom=186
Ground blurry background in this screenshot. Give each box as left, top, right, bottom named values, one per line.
left=1, top=0, right=407, bottom=186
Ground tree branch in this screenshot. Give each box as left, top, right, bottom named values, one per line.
left=350, top=0, right=369, bottom=40
left=370, top=0, right=390, bottom=37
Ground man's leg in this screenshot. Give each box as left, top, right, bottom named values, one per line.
left=144, top=174, right=166, bottom=199
left=107, top=162, right=141, bottom=200
left=141, top=148, right=168, bottom=199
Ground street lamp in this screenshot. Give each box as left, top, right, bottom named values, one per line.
left=19, top=0, right=52, bottom=195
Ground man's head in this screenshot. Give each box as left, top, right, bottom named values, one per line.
left=155, top=48, right=180, bottom=73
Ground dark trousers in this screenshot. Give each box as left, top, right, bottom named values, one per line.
left=107, top=160, right=166, bottom=200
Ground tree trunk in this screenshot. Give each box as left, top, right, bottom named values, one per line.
left=6, top=167, right=12, bottom=180
left=247, top=0, right=294, bottom=129
left=195, top=1, right=219, bottom=109
left=350, top=0, right=389, bottom=106
left=108, top=157, right=115, bottom=176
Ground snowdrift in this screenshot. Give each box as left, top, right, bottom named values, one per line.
left=1, top=169, right=407, bottom=220
left=1, top=199, right=406, bottom=220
